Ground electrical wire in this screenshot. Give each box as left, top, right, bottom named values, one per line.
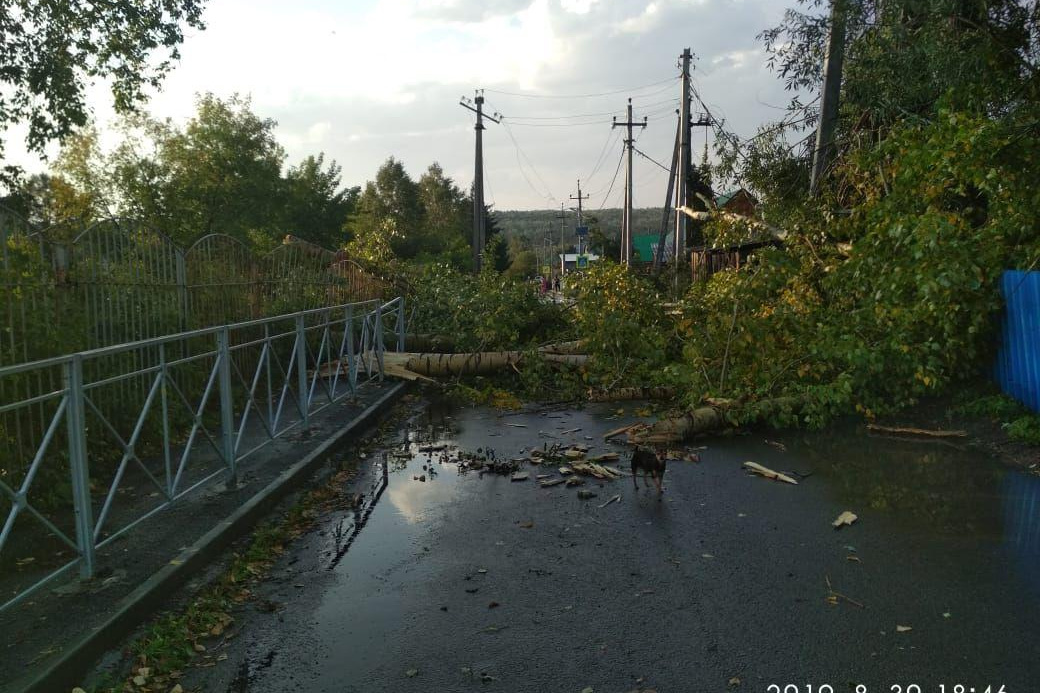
left=485, top=75, right=677, bottom=99
left=500, top=120, right=558, bottom=205
left=584, top=128, right=622, bottom=187
left=632, top=145, right=670, bottom=172
left=594, top=149, right=626, bottom=211
left=497, top=97, right=679, bottom=121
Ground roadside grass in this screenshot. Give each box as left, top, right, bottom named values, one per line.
left=951, top=387, right=1040, bottom=446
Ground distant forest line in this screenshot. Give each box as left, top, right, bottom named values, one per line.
left=494, top=207, right=674, bottom=247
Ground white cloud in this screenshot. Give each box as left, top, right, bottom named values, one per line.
left=4, top=0, right=799, bottom=210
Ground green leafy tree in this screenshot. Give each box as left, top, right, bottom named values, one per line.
left=346, top=157, right=424, bottom=259
left=417, top=163, right=470, bottom=267
left=284, top=154, right=359, bottom=249
left=0, top=0, right=206, bottom=185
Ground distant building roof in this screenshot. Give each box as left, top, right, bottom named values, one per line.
left=716, top=188, right=758, bottom=209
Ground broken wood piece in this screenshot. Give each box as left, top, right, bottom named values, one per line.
left=603, top=423, right=638, bottom=441
left=832, top=511, right=858, bottom=529
left=504, top=423, right=527, bottom=428
left=742, top=461, right=798, bottom=485
left=563, top=449, right=586, bottom=459
left=558, top=466, right=572, bottom=475
left=587, top=452, right=619, bottom=462
left=382, top=363, right=441, bottom=384
left=511, top=472, right=529, bottom=482
left=597, top=494, right=621, bottom=508
left=561, top=427, right=582, bottom=435
left=539, top=477, right=566, bottom=488
left=866, top=424, right=967, bottom=439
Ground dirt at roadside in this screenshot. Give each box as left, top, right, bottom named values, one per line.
left=870, top=392, right=1040, bottom=472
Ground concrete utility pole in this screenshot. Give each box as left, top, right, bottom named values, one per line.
left=613, top=98, right=647, bottom=266
left=810, top=0, right=847, bottom=197
left=675, top=48, right=693, bottom=264
left=653, top=115, right=681, bottom=273
left=459, top=90, right=500, bottom=271
left=569, top=179, right=589, bottom=255
left=555, top=203, right=567, bottom=273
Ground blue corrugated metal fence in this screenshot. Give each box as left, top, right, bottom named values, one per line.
left=996, top=270, right=1040, bottom=412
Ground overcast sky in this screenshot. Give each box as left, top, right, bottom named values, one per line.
left=9, top=0, right=799, bottom=211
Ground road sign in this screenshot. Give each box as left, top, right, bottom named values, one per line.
left=576, top=254, right=589, bottom=269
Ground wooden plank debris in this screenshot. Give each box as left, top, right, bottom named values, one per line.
left=743, top=461, right=799, bottom=485
left=866, top=424, right=967, bottom=439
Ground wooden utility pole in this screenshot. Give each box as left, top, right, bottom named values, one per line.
left=569, top=179, right=589, bottom=255
left=613, top=98, right=647, bottom=266
left=460, top=90, right=500, bottom=271
left=810, top=0, right=847, bottom=196
left=675, top=48, right=693, bottom=264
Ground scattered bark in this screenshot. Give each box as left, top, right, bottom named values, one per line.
left=537, top=340, right=586, bottom=355
left=587, top=386, right=677, bottom=402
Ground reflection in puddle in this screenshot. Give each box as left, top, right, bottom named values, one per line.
left=794, top=428, right=1009, bottom=536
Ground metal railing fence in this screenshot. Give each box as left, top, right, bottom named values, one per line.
left=0, top=295, right=407, bottom=613
left=1, top=212, right=394, bottom=530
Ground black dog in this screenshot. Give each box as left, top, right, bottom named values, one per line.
left=631, top=446, right=666, bottom=494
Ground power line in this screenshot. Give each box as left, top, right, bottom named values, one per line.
left=594, top=149, right=626, bottom=211
left=500, top=121, right=558, bottom=204
left=485, top=76, right=677, bottom=100
left=632, top=145, right=670, bottom=172
left=495, top=97, right=679, bottom=121
left=584, top=128, right=621, bottom=187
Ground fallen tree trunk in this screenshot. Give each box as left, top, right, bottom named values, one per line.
left=630, top=396, right=802, bottom=444
left=588, top=386, right=677, bottom=402
left=318, top=350, right=590, bottom=379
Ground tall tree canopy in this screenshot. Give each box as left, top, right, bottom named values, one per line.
left=15, top=94, right=356, bottom=249
left=0, top=0, right=207, bottom=184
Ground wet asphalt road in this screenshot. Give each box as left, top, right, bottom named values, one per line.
left=184, top=402, right=1040, bottom=693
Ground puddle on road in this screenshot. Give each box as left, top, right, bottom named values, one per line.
left=231, top=401, right=1040, bottom=689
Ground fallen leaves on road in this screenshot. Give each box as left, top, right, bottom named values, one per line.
left=832, top=511, right=858, bottom=529
left=896, top=625, right=912, bottom=633
left=405, top=668, right=419, bottom=677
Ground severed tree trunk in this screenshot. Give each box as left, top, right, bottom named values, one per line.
left=630, top=396, right=803, bottom=444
